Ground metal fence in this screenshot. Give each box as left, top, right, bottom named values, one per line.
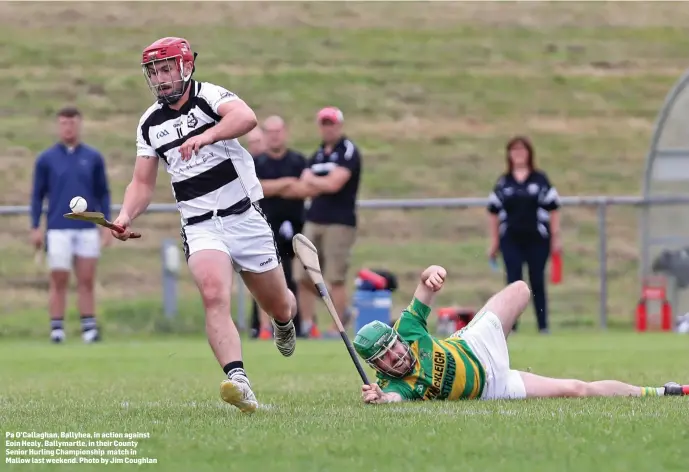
left=4, top=194, right=689, bottom=331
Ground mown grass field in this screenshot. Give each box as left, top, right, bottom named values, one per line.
left=2, top=2, right=689, bottom=332
left=3, top=5, right=689, bottom=471
left=2, top=333, right=689, bottom=472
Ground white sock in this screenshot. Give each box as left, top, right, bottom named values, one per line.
left=227, top=368, right=250, bottom=386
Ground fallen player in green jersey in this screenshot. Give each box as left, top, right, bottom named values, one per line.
left=353, top=265, right=689, bottom=403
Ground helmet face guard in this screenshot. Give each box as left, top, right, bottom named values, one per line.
left=354, top=321, right=415, bottom=378
left=142, top=56, right=191, bottom=105
left=141, top=37, right=196, bottom=105
left=369, top=337, right=414, bottom=378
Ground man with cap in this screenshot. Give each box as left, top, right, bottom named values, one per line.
left=294, top=106, right=362, bottom=338
left=353, top=265, right=689, bottom=403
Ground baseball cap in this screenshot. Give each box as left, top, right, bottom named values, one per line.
left=316, top=107, right=344, bottom=124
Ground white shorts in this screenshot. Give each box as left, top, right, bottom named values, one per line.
left=180, top=204, right=280, bottom=274
left=46, top=228, right=101, bottom=271
left=451, top=311, right=526, bottom=401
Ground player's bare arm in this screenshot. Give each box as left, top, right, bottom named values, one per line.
left=413, top=265, right=447, bottom=306
left=179, top=100, right=257, bottom=161
left=361, top=384, right=403, bottom=404
left=112, top=156, right=158, bottom=240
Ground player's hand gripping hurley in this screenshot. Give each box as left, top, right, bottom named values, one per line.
left=292, top=233, right=371, bottom=385
left=63, top=212, right=142, bottom=239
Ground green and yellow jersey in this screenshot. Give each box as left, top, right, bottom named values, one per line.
left=377, top=298, right=486, bottom=401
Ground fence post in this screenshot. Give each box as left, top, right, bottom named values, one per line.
left=161, top=238, right=181, bottom=319
left=597, top=202, right=608, bottom=329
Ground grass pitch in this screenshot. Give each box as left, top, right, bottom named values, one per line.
left=2, top=332, right=689, bottom=471
left=2, top=4, right=688, bottom=470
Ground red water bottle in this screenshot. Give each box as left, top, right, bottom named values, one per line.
left=550, top=250, right=562, bottom=285
left=357, top=269, right=387, bottom=290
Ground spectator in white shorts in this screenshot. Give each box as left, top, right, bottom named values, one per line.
left=30, top=106, right=112, bottom=344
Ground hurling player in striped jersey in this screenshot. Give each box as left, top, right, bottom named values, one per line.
left=112, top=37, right=300, bottom=414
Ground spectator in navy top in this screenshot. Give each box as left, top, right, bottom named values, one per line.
left=294, top=107, right=362, bottom=338
left=30, top=106, right=112, bottom=344
left=487, top=136, right=561, bottom=333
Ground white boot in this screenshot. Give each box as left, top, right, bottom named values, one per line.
left=220, top=376, right=258, bottom=414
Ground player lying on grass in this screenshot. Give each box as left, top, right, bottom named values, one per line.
left=354, top=265, right=689, bottom=403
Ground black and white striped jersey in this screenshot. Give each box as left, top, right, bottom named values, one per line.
left=487, top=170, right=560, bottom=239
left=136, top=79, right=262, bottom=221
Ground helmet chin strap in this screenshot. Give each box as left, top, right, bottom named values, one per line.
left=158, top=52, right=198, bottom=105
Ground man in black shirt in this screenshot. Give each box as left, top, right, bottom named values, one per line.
left=294, top=107, right=362, bottom=338
left=246, top=125, right=267, bottom=338
left=253, top=115, right=310, bottom=338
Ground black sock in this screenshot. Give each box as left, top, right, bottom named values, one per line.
left=80, top=315, right=97, bottom=332
left=274, top=319, right=290, bottom=327
left=223, top=361, right=245, bottom=377
left=50, top=319, right=64, bottom=330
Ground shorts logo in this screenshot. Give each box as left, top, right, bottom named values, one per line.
left=259, top=257, right=274, bottom=267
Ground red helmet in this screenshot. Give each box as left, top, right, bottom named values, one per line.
left=141, top=37, right=197, bottom=104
